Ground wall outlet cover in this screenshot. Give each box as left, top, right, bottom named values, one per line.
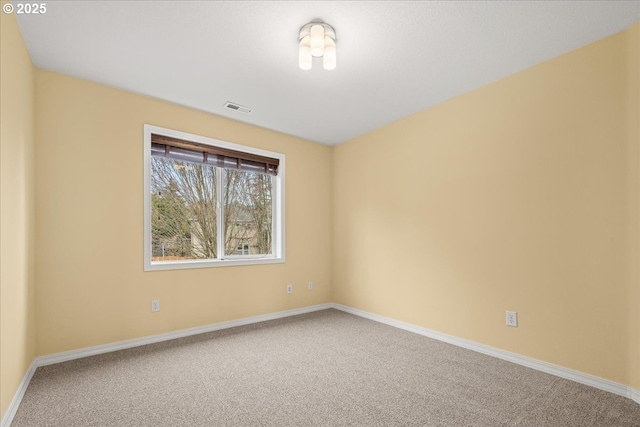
left=506, top=311, right=517, bottom=327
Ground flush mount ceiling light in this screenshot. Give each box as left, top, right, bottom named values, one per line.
left=299, top=21, right=336, bottom=71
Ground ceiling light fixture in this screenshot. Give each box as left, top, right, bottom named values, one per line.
left=299, top=21, right=336, bottom=71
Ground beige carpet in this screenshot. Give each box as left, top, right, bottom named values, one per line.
left=12, top=309, right=640, bottom=426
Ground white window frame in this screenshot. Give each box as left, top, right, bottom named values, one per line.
left=143, top=124, right=285, bottom=271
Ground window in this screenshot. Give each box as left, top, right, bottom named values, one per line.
left=144, top=125, right=285, bottom=270
left=235, top=242, right=250, bottom=256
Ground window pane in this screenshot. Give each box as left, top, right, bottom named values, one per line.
left=224, top=169, right=273, bottom=256
left=151, top=156, right=217, bottom=261
left=234, top=242, right=249, bottom=255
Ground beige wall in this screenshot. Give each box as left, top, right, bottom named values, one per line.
left=34, top=70, right=333, bottom=356
left=0, top=8, right=37, bottom=419
left=626, top=22, right=640, bottom=391
left=333, top=24, right=640, bottom=388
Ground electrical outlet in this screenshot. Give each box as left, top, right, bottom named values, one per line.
left=286, top=284, right=293, bottom=294
left=308, top=281, right=314, bottom=291
left=151, top=299, right=160, bottom=312
left=506, top=311, right=517, bottom=327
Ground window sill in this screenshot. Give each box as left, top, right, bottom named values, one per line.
left=144, top=256, right=285, bottom=272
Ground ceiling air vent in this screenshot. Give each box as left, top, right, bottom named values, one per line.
left=223, top=101, right=252, bottom=114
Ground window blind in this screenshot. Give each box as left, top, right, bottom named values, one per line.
left=151, top=134, right=279, bottom=176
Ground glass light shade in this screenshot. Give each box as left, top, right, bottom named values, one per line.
left=310, top=24, right=325, bottom=57
left=323, top=36, right=336, bottom=70
left=299, top=36, right=312, bottom=70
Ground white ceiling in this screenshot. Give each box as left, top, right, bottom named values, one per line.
left=16, top=1, right=640, bottom=145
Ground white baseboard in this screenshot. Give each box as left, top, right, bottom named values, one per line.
left=1, top=303, right=332, bottom=426
left=331, top=303, right=640, bottom=405
left=36, top=303, right=333, bottom=367
left=1, top=361, right=36, bottom=427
